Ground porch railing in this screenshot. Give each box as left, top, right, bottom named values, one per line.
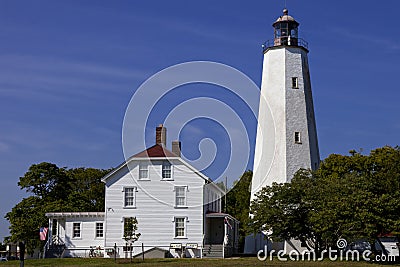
left=51, top=235, right=65, bottom=245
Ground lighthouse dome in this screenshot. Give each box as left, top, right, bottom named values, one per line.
left=273, top=9, right=299, bottom=26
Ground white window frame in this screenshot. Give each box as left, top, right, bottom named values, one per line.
left=162, top=161, right=173, bottom=180
left=95, top=222, right=104, bottom=238
left=295, top=132, right=302, bottom=144
left=174, top=217, right=187, bottom=238
left=138, top=163, right=149, bottom=180
left=72, top=222, right=81, bottom=239
left=123, top=187, right=137, bottom=208
left=174, top=186, right=188, bottom=208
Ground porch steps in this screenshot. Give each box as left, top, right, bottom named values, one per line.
left=203, top=244, right=223, bottom=258
left=45, top=244, right=65, bottom=258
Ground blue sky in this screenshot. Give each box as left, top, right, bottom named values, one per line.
left=1, top=0, right=399, bottom=241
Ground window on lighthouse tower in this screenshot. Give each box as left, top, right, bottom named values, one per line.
left=295, top=132, right=301, bottom=144
left=292, top=77, right=299, bottom=89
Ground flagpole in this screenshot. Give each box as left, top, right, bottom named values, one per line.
left=224, top=176, right=227, bottom=213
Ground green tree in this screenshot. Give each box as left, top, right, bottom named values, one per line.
left=65, top=168, right=108, bottom=212
left=249, top=146, right=400, bottom=254
left=250, top=169, right=320, bottom=251
left=4, top=196, right=66, bottom=254
left=311, top=146, right=400, bottom=248
left=17, top=162, right=70, bottom=200
left=5, top=162, right=109, bottom=254
left=225, top=170, right=252, bottom=252
left=123, top=217, right=141, bottom=260
left=123, top=217, right=141, bottom=243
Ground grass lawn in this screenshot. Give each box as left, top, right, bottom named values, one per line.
left=0, top=258, right=400, bottom=267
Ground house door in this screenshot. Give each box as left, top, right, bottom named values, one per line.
left=208, top=218, right=224, bottom=244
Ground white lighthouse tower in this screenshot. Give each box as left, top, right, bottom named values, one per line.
left=251, top=9, right=320, bottom=197
left=245, top=9, right=320, bottom=253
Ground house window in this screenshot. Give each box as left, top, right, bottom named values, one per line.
left=174, top=217, right=186, bottom=238
left=72, top=222, right=81, bottom=238
left=124, top=187, right=136, bottom=208
left=162, top=162, right=172, bottom=179
left=295, top=132, right=301, bottom=144
left=139, top=163, right=149, bottom=180
left=175, top=186, right=187, bottom=207
left=292, top=77, right=299, bottom=89
left=95, top=222, right=103, bottom=238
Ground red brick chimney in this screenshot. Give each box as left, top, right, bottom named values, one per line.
left=156, top=124, right=167, bottom=146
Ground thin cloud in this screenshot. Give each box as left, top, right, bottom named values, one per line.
left=0, top=54, right=151, bottom=101
left=0, top=54, right=150, bottom=80
left=330, top=27, right=400, bottom=51
left=0, top=120, right=119, bottom=155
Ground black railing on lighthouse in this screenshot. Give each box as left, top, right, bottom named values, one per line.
left=262, top=38, right=308, bottom=52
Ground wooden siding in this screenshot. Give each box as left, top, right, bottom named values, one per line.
left=63, top=217, right=104, bottom=257
left=104, top=159, right=207, bottom=256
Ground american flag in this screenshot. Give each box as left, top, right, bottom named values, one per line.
left=39, top=227, right=48, bottom=241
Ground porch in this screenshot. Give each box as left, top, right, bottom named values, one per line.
left=203, top=213, right=239, bottom=258
left=44, top=212, right=105, bottom=258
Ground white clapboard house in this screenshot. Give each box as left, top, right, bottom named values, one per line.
left=45, top=125, right=239, bottom=258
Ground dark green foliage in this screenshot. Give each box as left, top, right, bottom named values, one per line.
left=249, top=146, right=400, bottom=252
left=312, top=146, right=400, bottom=246
left=5, top=162, right=110, bottom=254
left=123, top=217, right=141, bottom=243
left=0, top=241, right=5, bottom=251
left=17, top=162, right=70, bottom=200
left=225, top=170, right=252, bottom=252
left=250, top=169, right=318, bottom=250
left=65, top=168, right=107, bottom=212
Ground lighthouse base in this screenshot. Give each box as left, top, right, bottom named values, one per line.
left=244, top=233, right=310, bottom=256
left=244, top=233, right=283, bottom=255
